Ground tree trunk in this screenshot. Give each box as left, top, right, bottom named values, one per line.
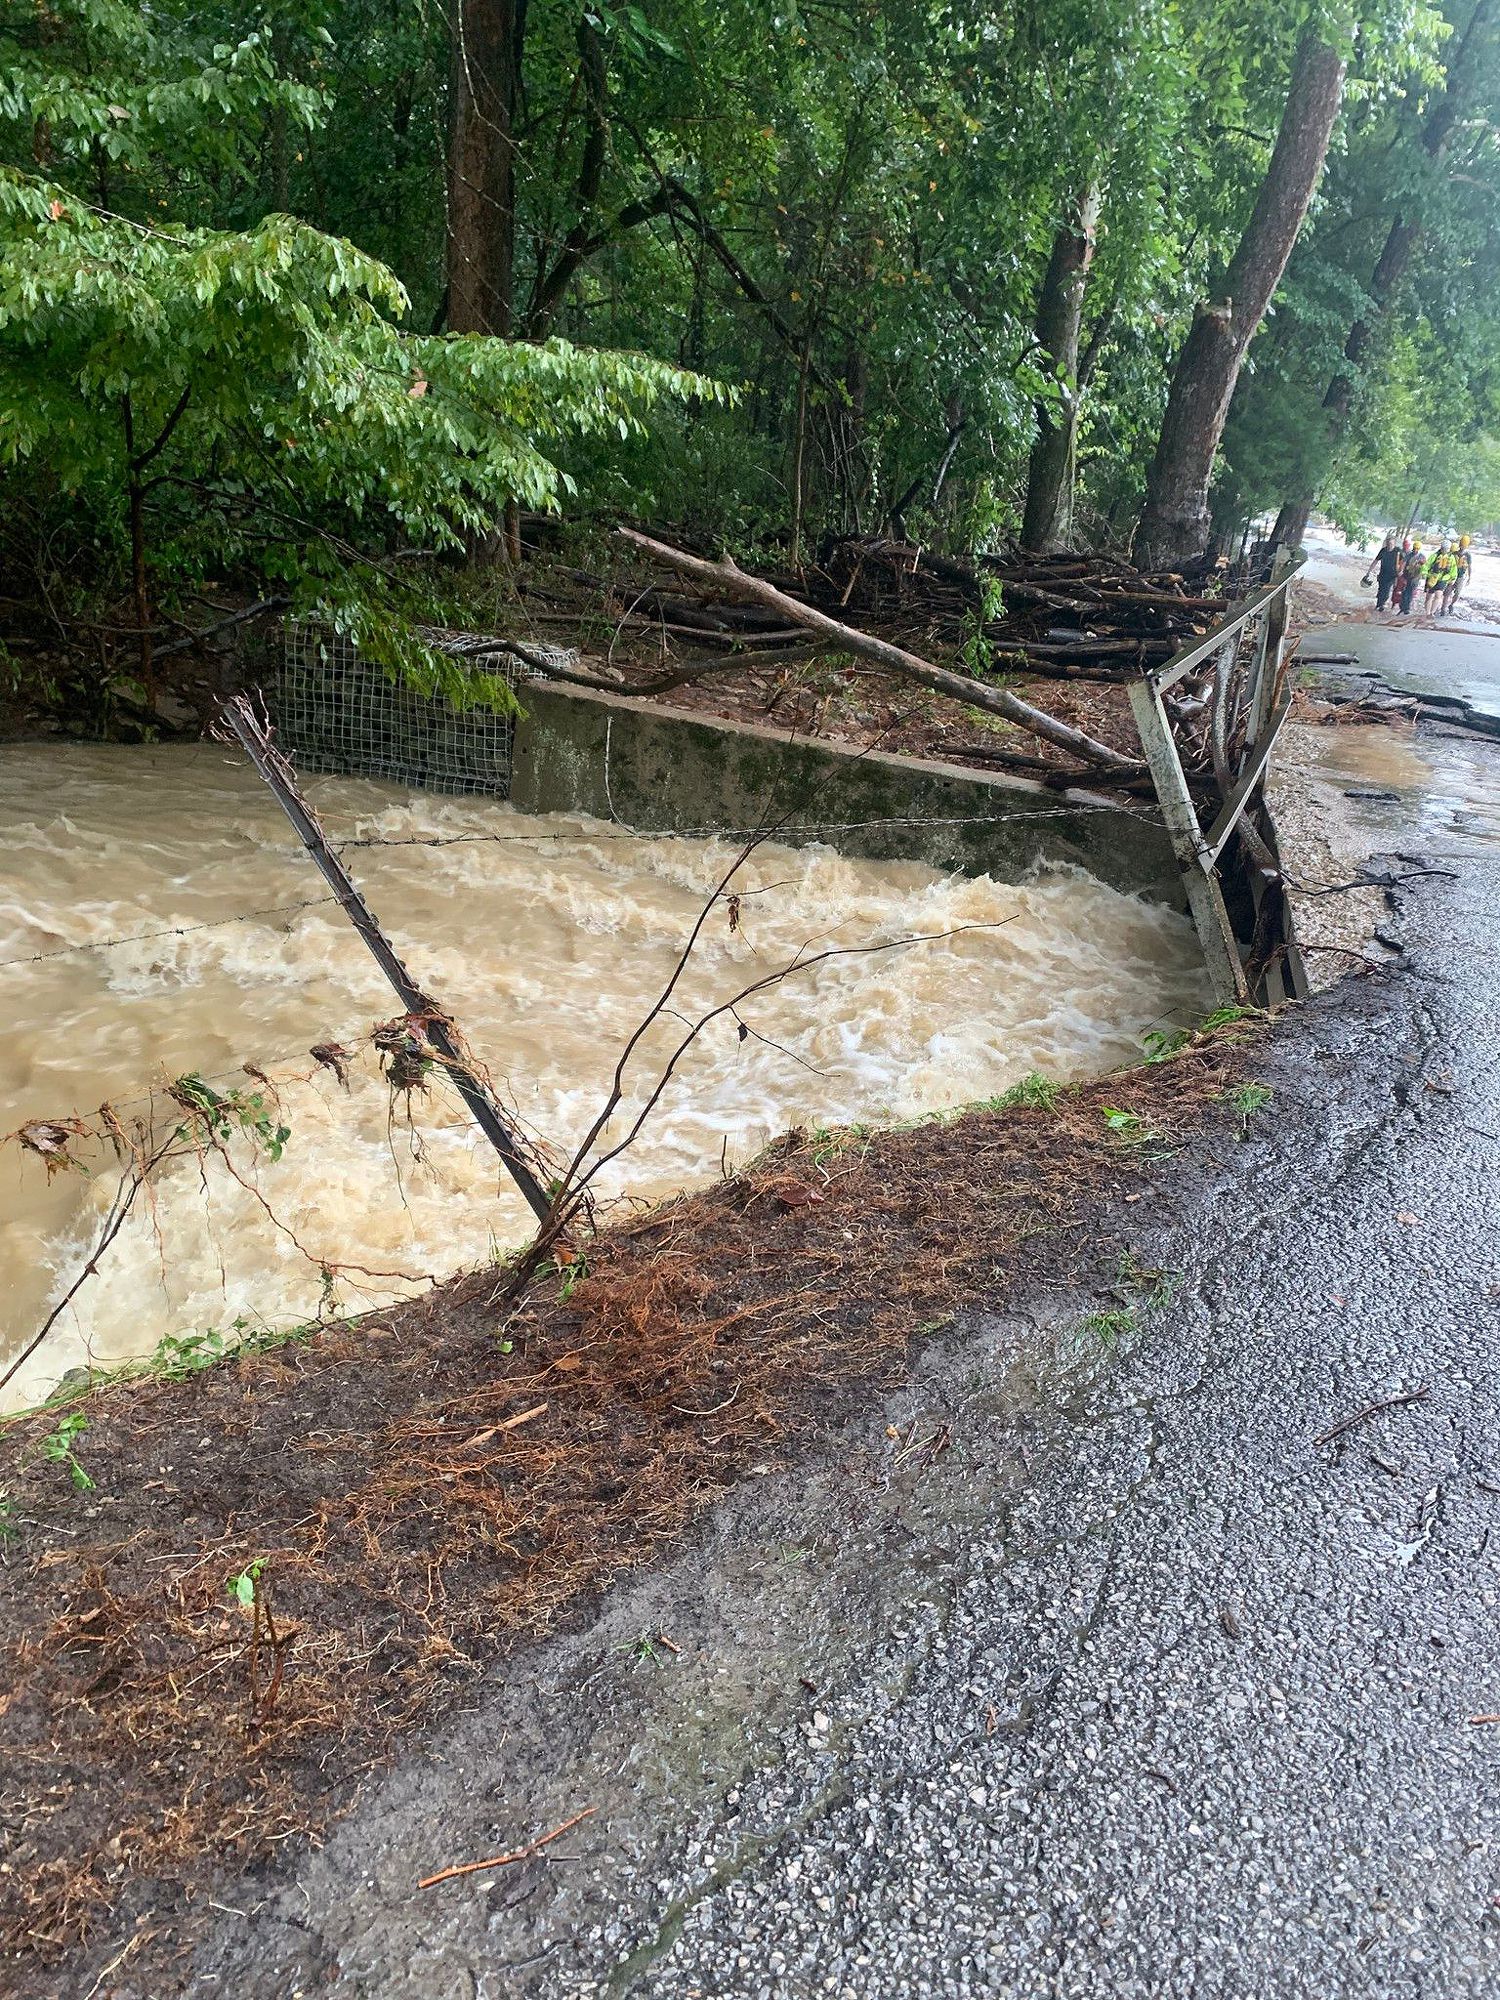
left=789, top=341, right=812, bottom=565
left=446, top=0, right=525, bottom=335
left=1270, top=497, right=1312, bottom=547
left=1021, top=186, right=1101, bottom=553
left=1135, top=32, right=1345, bottom=570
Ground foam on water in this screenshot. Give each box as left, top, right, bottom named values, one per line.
left=0, top=743, right=1209, bottom=1404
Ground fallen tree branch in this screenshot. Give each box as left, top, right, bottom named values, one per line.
left=616, top=528, right=1144, bottom=777
left=1313, top=1384, right=1428, bottom=1449
left=418, top=1806, right=597, bottom=1889
left=152, top=595, right=291, bottom=663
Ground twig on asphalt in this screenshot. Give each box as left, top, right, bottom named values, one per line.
left=1467, top=1713, right=1500, bottom=1725
left=1292, top=866, right=1458, bottom=897
left=418, top=1807, right=598, bottom=1889
left=1313, top=1385, right=1429, bottom=1450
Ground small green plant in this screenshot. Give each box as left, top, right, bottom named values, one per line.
left=1080, top=1306, right=1137, bottom=1350
left=148, top=1316, right=317, bottom=1383
left=805, top=1124, right=873, bottom=1168
left=617, top=1632, right=676, bottom=1668
left=227, top=1558, right=266, bottom=1609
left=1142, top=1026, right=1190, bottom=1063
left=1144, top=1004, right=1257, bottom=1064
left=1201, top=1004, right=1257, bottom=1033
left=42, top=1411, right=94, bottom=1492
left=958, top=575, right=1007, bottom=680
left=1115, top=1250, right=1179, bottom=1311
left=990, top=1071, right=1061, bottom=1113
left=1101, top=1105, right=1148, bottom=1141
left=0, top=1491, right=17, bottom=1544
left=172, top=1073, right=291, bottom=1162
left=1227, top=1081, right=1273, bottom=1134
left=558, top=1253, right=590, bottom=1303
left=152, top=1327, right=233, bottom=1379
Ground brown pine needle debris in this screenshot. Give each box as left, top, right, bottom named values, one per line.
left=0, top=1027, right=1252, bottom=1981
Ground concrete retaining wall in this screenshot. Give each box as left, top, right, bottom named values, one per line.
left=510, top=681, right=1181, bottom=904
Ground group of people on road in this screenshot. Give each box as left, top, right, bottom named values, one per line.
left=1364, top=532, right=1473, bottom=618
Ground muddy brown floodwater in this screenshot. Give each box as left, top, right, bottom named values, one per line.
left=0, top=745, right=1210, bottom=1407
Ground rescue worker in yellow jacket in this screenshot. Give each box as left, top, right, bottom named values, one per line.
left=1425, top=542, right=1456, bottom=613
left=1447, top=535, right=1473, bottom=614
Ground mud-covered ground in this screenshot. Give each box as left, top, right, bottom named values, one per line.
left=170, top=694, right=1499, bottom=2000
left=0, top=1029, right=1260, bottom=1995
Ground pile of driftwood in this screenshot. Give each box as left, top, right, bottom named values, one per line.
left=506, top=528, right=1266, bottom=787
left=813, top=538, right=1255, bottom=681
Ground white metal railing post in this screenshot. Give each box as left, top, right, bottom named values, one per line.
left=1130, top=559, right=1306, bottom=1008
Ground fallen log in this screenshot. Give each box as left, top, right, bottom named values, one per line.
left=618, top=528, right=1144, bottom=777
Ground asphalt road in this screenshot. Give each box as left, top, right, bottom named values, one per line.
left=1299, top=523, right=1500, bottom=732
left=174, top=681, right=1500, bottom=1999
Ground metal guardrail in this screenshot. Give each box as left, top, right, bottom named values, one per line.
left=1129, top=556, right=1308, bottom=1009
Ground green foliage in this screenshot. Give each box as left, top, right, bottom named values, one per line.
left=1144, top=1002, right=1258, bottom=1062
left=1227, top=1080, right=1274, bottom=1132
left=226, top=1557, right=265, bottom=1609
left=149, top=1315, right=316, bottom=1378
left=3, top=0, right=1496, bottom=679
left=0, top=0, right=716, bottom=704
left=1218, top=0, right=1500, bottom=534
left=1078, top=1248, right=1179, bottom=1350
left=557, top=1253, right=590, bottom=1303
left=1116, top=1248, right=1179, bottom=1309
left=171, top=1074, right=291, bottom=1161
left=958, top=575, right=1008, bottom=678
left=1080, top=1305, right=1137, bottom=1350
left=1101, top=1105, right=1149, bottom=1140
left=152, top=1327, right=239, bottom=1379
left=989, top=1072, right=1062, bottom=1112
left=42, top=1411, right=94, bottom=1491
left=1142, top=1025, right=1191, bottom=1063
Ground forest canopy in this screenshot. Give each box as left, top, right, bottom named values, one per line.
left=2, top=0, right=1498, bottom=701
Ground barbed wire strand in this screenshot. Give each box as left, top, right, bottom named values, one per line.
left=0, top=895, right=341, bottom=973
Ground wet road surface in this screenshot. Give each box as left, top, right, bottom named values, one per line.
left=1298, top=524, right=1500, bottom=733
left=170, top=669, right=1500, bottom=1999
left=1316, top=620, right=1500, bottom=735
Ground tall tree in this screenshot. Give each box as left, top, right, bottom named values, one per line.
left=1021, top=185, right=1103, bottom=551
left=1135, top=29, right=1347, bottom=568
left=447, top=0, right=524, bottom=335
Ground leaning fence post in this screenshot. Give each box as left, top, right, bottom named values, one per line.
left=1127, top=675, right=1249, bottom=1008
left=219, top=692, right=556, bottom=1227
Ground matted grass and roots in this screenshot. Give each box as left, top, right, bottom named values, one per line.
left=0, top=1030, right=1250, bottom=1970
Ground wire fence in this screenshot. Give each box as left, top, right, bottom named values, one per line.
left=271, top=621, right=577, bottom=795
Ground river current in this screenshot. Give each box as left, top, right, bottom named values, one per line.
left=0, top=744, right=1209, bottom=1405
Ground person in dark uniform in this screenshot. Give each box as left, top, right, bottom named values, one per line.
left=1363, top=532, right=1400, bottom=612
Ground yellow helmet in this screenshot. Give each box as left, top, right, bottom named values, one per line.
left=1412, top=540, right=1422, bottom=551
left=1461, top=534, right=1471, bottom=548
